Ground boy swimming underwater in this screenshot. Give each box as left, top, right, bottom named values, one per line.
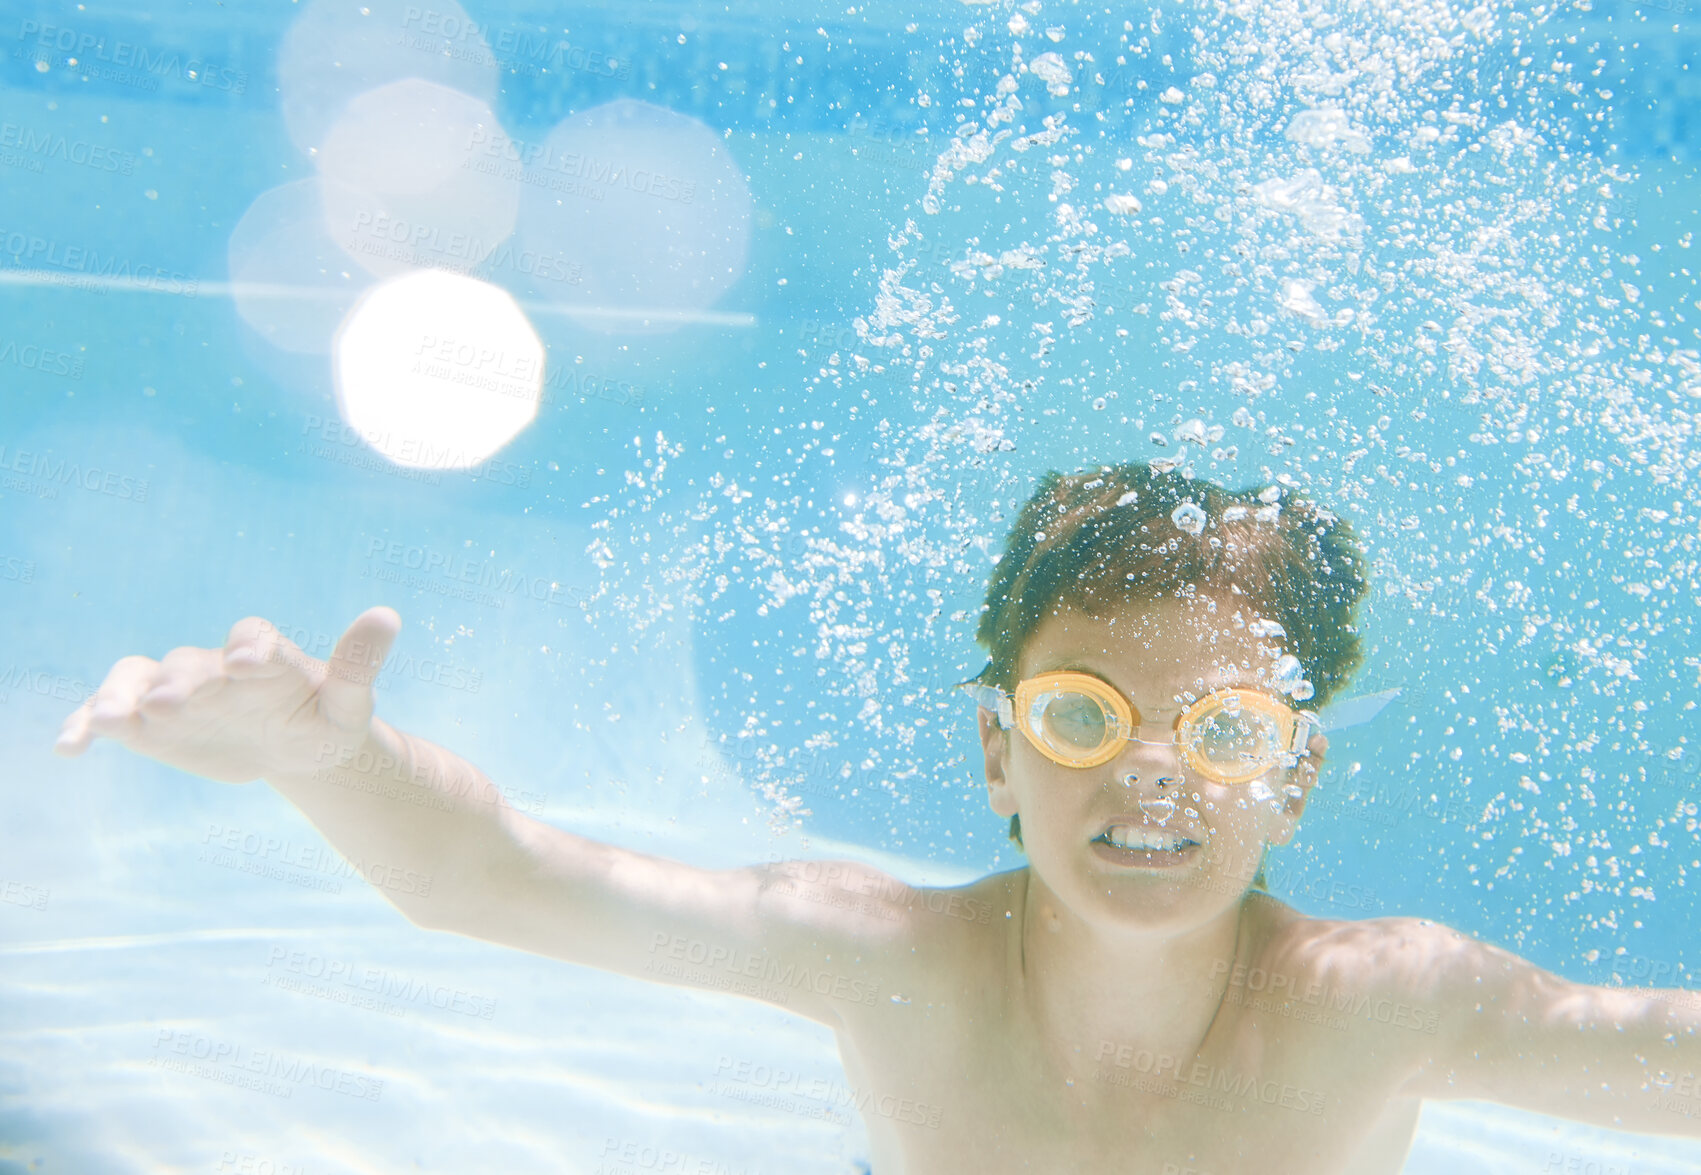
left=55, top=462, right=1701, bottom=1173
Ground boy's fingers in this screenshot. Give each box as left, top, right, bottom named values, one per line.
left=222, top=616, right=293, bottom=680
left=319, top=606, right=401, bottom=729
left=139, top=647, right=222, bottom=715
left=56, top=662, right=126, bottom=753
left=54, top=697, right=99, bottom=756
left=75, top=655, right=161, bottom=747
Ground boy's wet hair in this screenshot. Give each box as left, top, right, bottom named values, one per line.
left=968, top=462, right=1370, bottom=858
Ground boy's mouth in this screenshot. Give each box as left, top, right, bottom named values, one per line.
left=1091, top=823, right=1201, bottom=867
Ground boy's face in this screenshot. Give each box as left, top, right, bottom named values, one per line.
left=977, top=594, right=1323, bottom=933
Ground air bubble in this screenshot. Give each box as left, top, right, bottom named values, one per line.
left=1271, top=655, right=1303, bottom=687
left=1027, top=53, right=1074, bottom=96
left=1176, top=418, right=1224, bottom=445
left=1171, top=502, right=1206, bottom=535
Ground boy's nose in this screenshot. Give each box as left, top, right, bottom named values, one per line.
left=1102, top=734, right=1195, bottom=793
left=1116, top=771, right=1185, bottom=789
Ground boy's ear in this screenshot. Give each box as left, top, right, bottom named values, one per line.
left=1268, top=732, right=1327, bottom=845
left=978, top=707, right=1018, bottom=818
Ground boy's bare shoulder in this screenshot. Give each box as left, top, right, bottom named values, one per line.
left=759, top=859, right=1014, bottom=951
left=878, top=867, right=1022, bottom=996
left=754, top=859, right=1017, bottom=1015
left=1248, top=896, right=1487, bottom=1009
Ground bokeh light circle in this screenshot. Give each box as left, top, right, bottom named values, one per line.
left=509, top=99, right=752, bottom=330
left=276, top=0, right=499, bottom=157
left=317, top=79, right=521, bottom=279
left=227, top=179, right=369, bottom=354
left=333, top=269, right=544, bottom=470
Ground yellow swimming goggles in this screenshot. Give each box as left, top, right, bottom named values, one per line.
left=960, top=671, right=1319, bottom=784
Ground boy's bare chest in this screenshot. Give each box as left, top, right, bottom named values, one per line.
left=832, top=978, right=1419, bottom=1175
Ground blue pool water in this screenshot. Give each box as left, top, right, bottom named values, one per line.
left=2, top=1, right=1700, bottom=1171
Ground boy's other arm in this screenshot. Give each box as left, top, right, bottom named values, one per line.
left=1387, top=920, right=1701, bottom=1136
left=55, top=608, right=907, bottom=1029
left=407, top=796, right=914, bottom=1029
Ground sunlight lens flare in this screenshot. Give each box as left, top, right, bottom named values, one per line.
left=333, top=269, right=543, bottom=470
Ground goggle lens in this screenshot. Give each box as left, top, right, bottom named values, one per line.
left=1183, top=702, right=1284, bottom=775
left=998, top=675, right=1304, bottom=781
left=1029, top=689, right=1115, bottom=757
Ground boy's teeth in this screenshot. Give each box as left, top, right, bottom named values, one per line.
left=1104, top=825, right=1192, bottom=851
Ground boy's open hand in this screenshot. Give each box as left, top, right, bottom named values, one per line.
left=53, top=606, right=401, bottom=784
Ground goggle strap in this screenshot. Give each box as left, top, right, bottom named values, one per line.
left=1289, top=711, right=1318, bottom=753
left=962, top=682, right=1014, bottom=729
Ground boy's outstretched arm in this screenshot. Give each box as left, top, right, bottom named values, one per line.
left=56, top=608, right=908, bottom=1029
left=1388, top=920, right=1701, bottom=1136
